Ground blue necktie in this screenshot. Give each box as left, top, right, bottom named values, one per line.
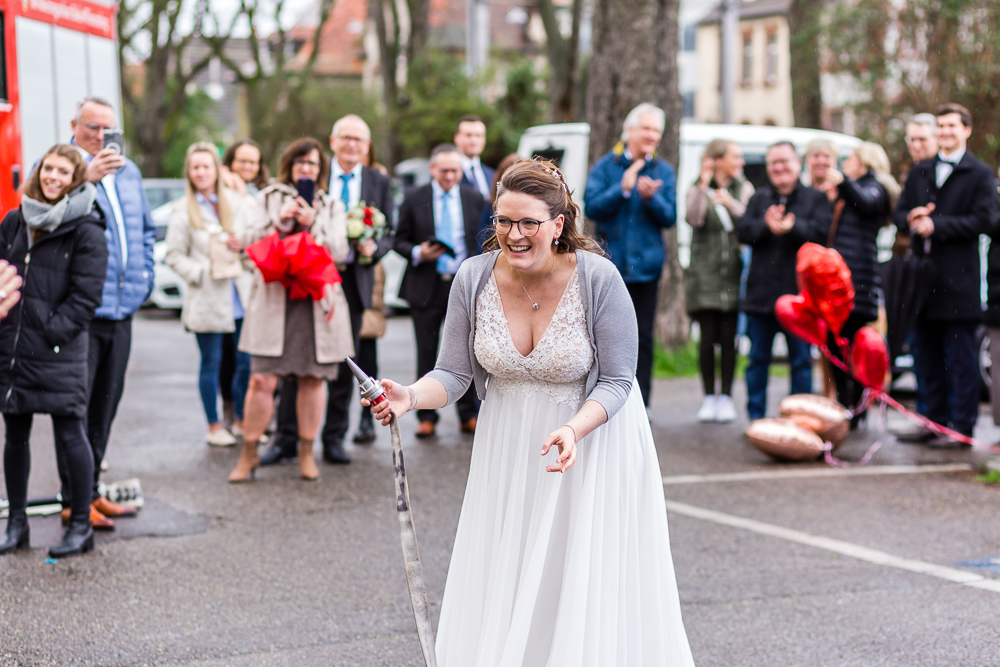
left=437, top=191, right=453, bottom=274
left=340, top=173, right=353, bottom=210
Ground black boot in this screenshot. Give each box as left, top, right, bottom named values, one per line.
left=259, top=438, right=297, bottom=466
left=0, top=513, right=30, bottom=554
left=352, top=419, right=375, bottom=444
left=323, top=440, right=351, bottom=464
left=49, top=514, right=94, bottom=559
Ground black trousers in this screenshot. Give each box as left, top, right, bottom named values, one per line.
left=411, top=275, right=479, bottom=424
left=691, top=309, right=739, bottom=397
left=219, top=332, right=236, bottom=403
left=356, top=338, right=379, bottom=429
left=915, top=319, right=980, bottom=436
left=65, top=317, right=132, bottom=502
left=275, top=264, right=366, bottom=448
left=828, top=312, right=872, bottom=416
left=626, top=280, right=659, bottom=407
left=6, top=413, right=93, bottom=520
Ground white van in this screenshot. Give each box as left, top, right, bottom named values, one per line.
left=516, top=122, right=862, bottom=266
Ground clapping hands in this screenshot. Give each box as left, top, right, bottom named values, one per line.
left=908, top=203, right=936, bottom=237
left=765, top=204, right=795, bottom=235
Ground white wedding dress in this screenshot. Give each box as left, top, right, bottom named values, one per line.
left=435, top=270, right=696, bottom=666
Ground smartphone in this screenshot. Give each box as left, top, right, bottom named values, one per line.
left=103, top=130, right=125, bottom=156
left=427, top=238, right=457, bottom=257
left=295, top=178, right=315, bottom=204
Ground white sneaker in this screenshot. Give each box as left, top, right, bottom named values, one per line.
left=231, top=424, right=244, bottom=439
left=206, top=428, right=237, bottom=447
left=697, top=395, right=717, bottom=422
left=715, top=394, right=737, bottom=423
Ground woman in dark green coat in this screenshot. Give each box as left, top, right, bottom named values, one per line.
left=685, top=139, right=754, bottom=423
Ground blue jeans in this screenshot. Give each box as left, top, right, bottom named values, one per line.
left=195, top=319, right=250, bottom=424
left=745, top=313, right=813, bottom=420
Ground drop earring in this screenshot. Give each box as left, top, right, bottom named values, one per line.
left=553, top=237, right=559, bottom=246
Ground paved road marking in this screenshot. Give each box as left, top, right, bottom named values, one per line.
left=662, top=463, right=974, bottom=486
left=665, top=500, right=1000, bottom=595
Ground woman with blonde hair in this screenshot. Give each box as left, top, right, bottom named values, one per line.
left=685, top=138, right=754, bottom=422
left=821, top=141, right=899, bottom=421
left=229, top=138, right=353, bottom=483
left=165, top=142, right=253, bottom=446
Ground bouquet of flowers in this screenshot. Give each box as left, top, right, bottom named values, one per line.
left=345, top=201, right=388, bottom=264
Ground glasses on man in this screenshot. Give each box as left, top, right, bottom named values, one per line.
left=492, top=216, right=556, bottom=237
left=335, top=135, right=368, bottom=144
left=82, top=123, right=114, bottom=133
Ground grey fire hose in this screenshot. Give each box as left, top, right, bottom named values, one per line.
left=388, top=413, right=438, bottom=667
left=346, top=358, right=437, bottom=666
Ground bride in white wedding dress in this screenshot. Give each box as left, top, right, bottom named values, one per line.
left=367, top=159, right=696, bottom=666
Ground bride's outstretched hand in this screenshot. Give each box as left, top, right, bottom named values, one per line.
left=361, top=379, right=413, bottom=426
left=541, top=426, right=578, bottom=473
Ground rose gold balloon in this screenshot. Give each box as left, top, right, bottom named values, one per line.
left=746, top=418, right=826, bottom=462
left=779, top=394, right=851, bottom=447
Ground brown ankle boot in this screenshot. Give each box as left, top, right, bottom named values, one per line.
left=228, top=440, right=260, bottom=483
left=298, top=439, right=319, bottom=481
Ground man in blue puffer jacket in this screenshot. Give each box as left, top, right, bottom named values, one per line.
left=66, top=97, right=155, bottom=528
left=584, top=102, right=677, bottom=409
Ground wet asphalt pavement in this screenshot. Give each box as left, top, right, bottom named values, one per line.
left=1, top=310, right=998, bottom=666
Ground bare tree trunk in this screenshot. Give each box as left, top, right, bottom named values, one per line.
left=788, top=0, right=824, bottom=129
left=537, top=0, right=583, bottom=122
left=586, top=0, right=687, bottom=347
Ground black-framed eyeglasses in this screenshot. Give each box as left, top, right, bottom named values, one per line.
left=492, top=216, right=556, bottom=237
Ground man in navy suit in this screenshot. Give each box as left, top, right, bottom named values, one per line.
left=260, top=114, right=395, bottom=466
left=455, top=115, right=494, bottom=198
left=393, top=144, right=485, bottom=438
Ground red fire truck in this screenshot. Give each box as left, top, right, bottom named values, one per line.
left=0, top=0, right=120, bottom=212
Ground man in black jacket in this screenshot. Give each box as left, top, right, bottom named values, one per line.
left=894, top=103, right=997, bottom=445
left=737, top=142, right=832, bottom=420
left=393, top=144, right=485, bottom=438
left=261, top=114, right=395, bottom=466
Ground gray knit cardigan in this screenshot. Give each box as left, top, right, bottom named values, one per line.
left=425, top=249, right=639, bottom=420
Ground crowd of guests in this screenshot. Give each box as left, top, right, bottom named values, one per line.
left=1, top=94, right=998, bottom=559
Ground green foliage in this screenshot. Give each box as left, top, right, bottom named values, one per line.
left=395, top=50, right=547, bottom=164
left=159, top=91, right=222, bottom=178
left=976, top=470, right=1000, bottom=485
left=244, top=78, right=381, bottom=175
left=653, top=341, right=700, bottom=378
left=824, top=0, right=1000, bottom=170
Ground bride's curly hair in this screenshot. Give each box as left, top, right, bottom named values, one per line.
left=483, top=158, right=604, bottom=256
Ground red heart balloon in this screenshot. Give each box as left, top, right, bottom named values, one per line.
left=775, top=294, right=828, bottom=347
left=850, top=326, right=889, bottom=391
left=796, top=243, right=855, bottom=336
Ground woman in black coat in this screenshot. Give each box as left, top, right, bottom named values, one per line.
left=0, top=144, right=109, bottom=558
left=821, top=142, right=900, bottom=418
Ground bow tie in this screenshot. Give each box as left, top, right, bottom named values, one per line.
left=936, top=156, right=958, bottom=166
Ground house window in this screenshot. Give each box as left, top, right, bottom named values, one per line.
left=682, top=24, right=697, bottom=52
left=682, top=91, right=694, bottom=118
left=742, top=32, right=753, bottom=86
left=765, top=30, right=778, bottom=85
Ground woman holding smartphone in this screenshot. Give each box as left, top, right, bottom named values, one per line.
left=0, top=144, right=108, bottom=558
left=229, top=138, right=353, bottom=483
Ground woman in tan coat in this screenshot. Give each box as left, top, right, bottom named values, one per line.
left=230, top=138, right=354, bottom=482
left=165, top=142, right=254, bottom=447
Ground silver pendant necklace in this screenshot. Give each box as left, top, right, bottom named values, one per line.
left=512, top=255, right=555, bottom=310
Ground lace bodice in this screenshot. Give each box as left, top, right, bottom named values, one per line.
left=474, top=270, right=594, bottom=406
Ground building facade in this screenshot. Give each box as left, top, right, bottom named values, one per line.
left=695, top=0, right=793, bottom=126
